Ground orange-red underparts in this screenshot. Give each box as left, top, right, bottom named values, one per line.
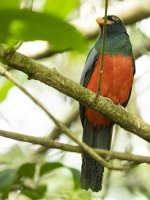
left=85, top=55, right=133, bottom=127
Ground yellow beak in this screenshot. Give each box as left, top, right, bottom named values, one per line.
left=96, top=18, right=113, bottom=25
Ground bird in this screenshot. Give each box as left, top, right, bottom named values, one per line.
left=79, top=15, right=135, bottom=192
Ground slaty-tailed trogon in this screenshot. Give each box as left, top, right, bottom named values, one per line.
left=80, top=15, right=135, bottom=192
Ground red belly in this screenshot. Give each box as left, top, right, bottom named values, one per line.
left=85, top=55, right=133, bottom=127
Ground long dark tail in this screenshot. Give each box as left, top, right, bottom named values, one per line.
left=81, top=120, right=113, bottom=192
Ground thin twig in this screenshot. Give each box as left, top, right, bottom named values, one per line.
left=0, top=64, right=112, bottom=169
left=36, top=103, right=79, bottom=155
left=97, top=0, right=109, bottom=96
left=0, top=64, right=130, bottom=170
left=13, top=40, right=23, bottom=51
left=58, top=123, right=110, bottom=168
left=0, top=129, right=149, bottom=165
left=0, top=63, right=60, bottom=124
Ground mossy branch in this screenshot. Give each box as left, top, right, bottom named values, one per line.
left=0, top=45, right=150, bottom=143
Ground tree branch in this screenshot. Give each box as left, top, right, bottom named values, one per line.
left=0, top=63, right=114, bottom=169
left=0, top=60, right=143, bottom=171
left=0, top=63, right=80, bottom=149
left=0, top=45, right=150, bottom=143
left=36, top=103, right=79, bottom=154
left=0, top=129, right=150, bottom=165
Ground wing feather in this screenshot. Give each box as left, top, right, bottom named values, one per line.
left=80, top=47, right=99, bottom=126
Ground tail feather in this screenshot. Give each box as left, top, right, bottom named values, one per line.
left=81, top=120, right=113, bottom=192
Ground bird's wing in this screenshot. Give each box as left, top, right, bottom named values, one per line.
left=122, top=56, right=136, bottom=107
left=132, top=57, right=136, bottom=75
left=80, top=47, right=99, bottom=86
left=80, top=47, right=99, bottom=126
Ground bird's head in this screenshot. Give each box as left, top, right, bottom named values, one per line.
left=96, top=15, right=127, bottom=34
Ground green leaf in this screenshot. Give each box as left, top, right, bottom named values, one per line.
left=69, top=168, right=80, bottom=189
left=0, top=9, right=87, bottom=51
left=0, top=169, right=17, bottom=194
left=0, top=79, right=14, bottom=102
left=35, top=184, right=47, bottom=196
left=40, top=163, right=80, bottom=189
left=43, top=0, right=80, bottom=18
left=0, top=0, right=20, bottom=9
left=21, top=184, right=47, bottom=199
left=17, top=163, right=36, bottom=179
left=40, top=162, right=64, bottom=176
left=21, top=189, right=41, bottom=200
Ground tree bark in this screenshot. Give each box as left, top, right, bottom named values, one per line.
left=0, top=45, right=150, bottom=143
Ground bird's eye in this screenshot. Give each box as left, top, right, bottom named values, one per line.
left=112, top=16, right=120, bottom=22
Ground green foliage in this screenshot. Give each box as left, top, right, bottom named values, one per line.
left=43, top=0, right=80, bottom=18
left=40, top=162, right=64, bottom=176
left=18, top=163, right=36, bottom=179
left=21, top=184, right=47, bottom=200
left=0, top=162, right=46, bottom=199
left=0, top=145, right=25, bottom=165
left=0, top=79, right=14, bottom=102
left=16, top=162, right=47, bottom=199
left=0, top=150, right=81, bottom=199
left=0, top=9, right=87, bottom=50
left=69, top=167, right=80, bottom=189
left=0, top=169, right=17, bottom=194
left=0, top=0, right=20, bottom=9
left=35, top=184, right=47, bottom=197
left=40, top=162, right=80, bottom=190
